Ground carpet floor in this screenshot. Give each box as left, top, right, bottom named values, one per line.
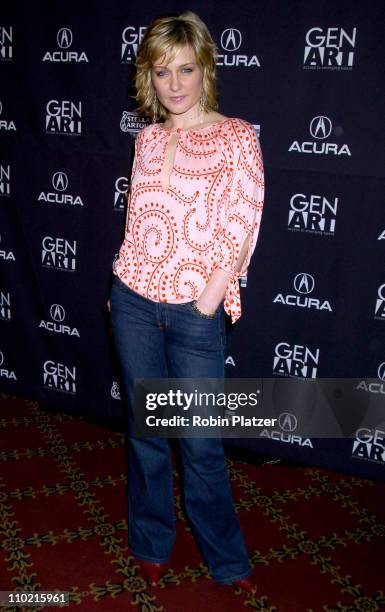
left=0, top=394, right=384, bottom=611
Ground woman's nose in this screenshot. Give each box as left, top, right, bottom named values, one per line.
left=169, top=72, right=181, bottom=91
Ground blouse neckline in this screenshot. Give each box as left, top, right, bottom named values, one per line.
left=155, top=117, right=231, bottom=135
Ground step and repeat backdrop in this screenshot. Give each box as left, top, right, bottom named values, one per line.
left=1, top=1, right=384, bottom=479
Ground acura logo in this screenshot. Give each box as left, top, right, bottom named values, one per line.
left=310, top=116, right=332, bottom=139
left=0, top=351, right=4, bottom=366
left=294, top=273, right=315, bottom=294
left=50, top=304, right=65, bottom=322
left=52, top=172, right=68, bottom=192
left=278, top=412, right=298, bottom=432
left=57, top=28, right=73, bottom=49
left=378, top=362, right=385, bottom=381
left=221, top=28, right=242, bottom=52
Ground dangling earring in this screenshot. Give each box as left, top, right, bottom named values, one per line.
left=199, top=92, right=206, bottom=124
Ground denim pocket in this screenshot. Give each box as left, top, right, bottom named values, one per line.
left=185, top=300, right=225, bottom=321
left=188, top=302, right=216, bottom=320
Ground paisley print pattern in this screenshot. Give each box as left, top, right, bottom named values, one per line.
left=113, top=117, right=264, bottom=323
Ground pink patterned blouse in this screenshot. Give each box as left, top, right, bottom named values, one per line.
left=113, top=117, right=264, bottom=323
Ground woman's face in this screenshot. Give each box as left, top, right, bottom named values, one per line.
left=151, top=44, right=203, bottom=118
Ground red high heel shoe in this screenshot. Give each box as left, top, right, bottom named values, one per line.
left=138, top=560, right=166, bottom=586
left=232, top=577, right=258, bottom=595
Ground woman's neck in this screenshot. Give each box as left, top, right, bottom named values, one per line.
left=163, top=110, right=205, bottom=131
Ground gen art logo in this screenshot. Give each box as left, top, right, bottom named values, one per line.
left=273, top=273, right=332, bottom=312
left=121, top=26, right=146, bottom=63
left=45, top=100, right=82, bottom=135
left=289, top=116, right=351, bottom=157
left=120, top=110, right=150, bottom=135
left=38, top=171, right=84, bottom=206
left=374, top=284, right=385, bottom=321
left=273, top=342, right=320, bottom=378
left=288, top=192, right=338, bottom=235
left=352, top=427, right=385, bottom=464
left=0, top=100, right=16, bottom=132
left=0, top=164, right=11, bottom=197
left=0, top=26, right=13, bottom=61
left=42, top=28, right=89, bottom=62
left=43, top=360, right=76, bottom=394
left=304, top=27, right=356, bottom=70
left=0, top=291, right=11, bottom=321
left=41, top=236, right=77, bottom=271
left=260, top=411, right=313, bottom=448
left=217, top=28, right=261, bottom=67
left=114, top=176, right=129, bottom=211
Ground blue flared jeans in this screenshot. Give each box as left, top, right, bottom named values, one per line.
left=109, top=274, right=251, bottom=584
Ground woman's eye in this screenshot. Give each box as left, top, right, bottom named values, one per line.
left=181, top=67, right=192, bottom=73
left=156, top=70, right=168, bottom=77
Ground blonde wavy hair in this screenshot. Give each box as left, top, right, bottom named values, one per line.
left=135, top=11, right=218, bottom=121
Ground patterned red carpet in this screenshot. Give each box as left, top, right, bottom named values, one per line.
left=0, top=394, right=384, bottom=612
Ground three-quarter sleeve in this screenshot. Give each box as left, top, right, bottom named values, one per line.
left=214, top=120, right=264, bottom=323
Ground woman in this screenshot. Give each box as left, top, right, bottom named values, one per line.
left=110, top=11, right=264, bottom=593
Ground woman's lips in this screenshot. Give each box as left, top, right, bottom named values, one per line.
left=169, top=96, right=186, bottom=103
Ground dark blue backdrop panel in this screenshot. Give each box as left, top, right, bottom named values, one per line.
left=1, top=0, right=384, bottom=479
